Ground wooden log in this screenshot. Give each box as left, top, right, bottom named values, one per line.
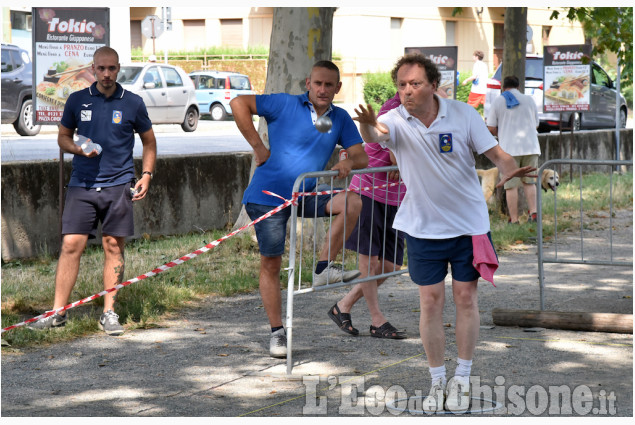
left=492, top=309, right=633, bottom=334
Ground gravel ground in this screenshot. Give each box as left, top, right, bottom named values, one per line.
left=2, top=209, right=632, bottom=418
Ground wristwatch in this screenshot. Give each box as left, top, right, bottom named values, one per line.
left=142, top=171, right=153, bottom=179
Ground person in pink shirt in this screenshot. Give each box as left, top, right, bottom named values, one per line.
left=327, top=93, right=407, bottom=339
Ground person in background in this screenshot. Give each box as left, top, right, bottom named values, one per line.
left=487, top=75, right=541, bottom=224
left=462, top=50, right=488, bottom=109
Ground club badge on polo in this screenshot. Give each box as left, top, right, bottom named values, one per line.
left=315, top=114, right=332, bottom=133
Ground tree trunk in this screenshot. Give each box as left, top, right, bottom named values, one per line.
left=233, top=7, right=335, bottom=230
left=502, top=7, right=528, bottom=93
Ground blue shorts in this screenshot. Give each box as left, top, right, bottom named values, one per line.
left=405, top=232, right=495, bottom=285
left=62, top=182, right=135, bottom=239
left=245, top=189, right=334, bottom=257
left=345, top=195, right=404, bottom=265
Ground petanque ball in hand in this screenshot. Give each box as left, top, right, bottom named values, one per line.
left=315, top=115, right=332, bottom=133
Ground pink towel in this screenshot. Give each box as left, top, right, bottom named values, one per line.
left=472, top=234, right=498, bottom=286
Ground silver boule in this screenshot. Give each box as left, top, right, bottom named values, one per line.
left=315, top=115, right=332, bottom=133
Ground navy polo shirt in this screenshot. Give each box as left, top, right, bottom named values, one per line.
left=60, top=82, right=152, bottom=188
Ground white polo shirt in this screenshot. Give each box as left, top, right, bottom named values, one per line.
left=379, top=96, right=498, bottom=239
left=486, top=88, right=540, bottom=157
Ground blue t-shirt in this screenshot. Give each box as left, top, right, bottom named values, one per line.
left=243, top=92, right=363, bottom=206
left=60, top=82, right=152, bottom=188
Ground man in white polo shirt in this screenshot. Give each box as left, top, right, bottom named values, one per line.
left=354, top=53, right=536, bottom=413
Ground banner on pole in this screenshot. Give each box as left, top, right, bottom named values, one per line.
left=542, top=44, right=592, bottom=112
left=32, top=7, right=110, bottom=124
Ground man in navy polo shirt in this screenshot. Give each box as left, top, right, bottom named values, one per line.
left=230, top=60, right=368, bottom=358
left=28, top=46, right=157, bottom=336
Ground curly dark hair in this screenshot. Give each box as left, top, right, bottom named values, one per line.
left=390, top=53, right=441, bottom=88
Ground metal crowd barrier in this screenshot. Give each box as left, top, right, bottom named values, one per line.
left=284, top=166, right=408, bottom=375
left=537, top=159, right=633, bottom=310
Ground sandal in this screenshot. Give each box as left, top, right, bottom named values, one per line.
left=370, top=322, right=407, bottom=339
left=327, top=303, right=359, bottom=336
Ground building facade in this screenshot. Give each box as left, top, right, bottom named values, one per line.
left=3, top=6, right=584, bottom=103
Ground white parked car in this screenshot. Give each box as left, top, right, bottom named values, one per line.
left=484, top=55, right=628, bottom=132
left=117, top=63, right=199, bottom=132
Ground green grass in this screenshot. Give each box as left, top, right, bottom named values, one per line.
left=489, top=171, right=633, bottom=251
left=2, top=171, right=631, bottom=347
left=1, top=230, right=263, bottom=347
left=131, top=46, right=269, bottom=60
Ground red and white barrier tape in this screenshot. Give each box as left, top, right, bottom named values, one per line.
left=2, top=180, right=400, bottom=334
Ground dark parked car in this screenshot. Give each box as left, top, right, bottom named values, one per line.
left=484, top=55, right=628, bottom=132
left=1, top=43, right=41, bottom=136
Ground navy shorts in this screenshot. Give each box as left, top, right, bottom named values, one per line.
left=345, top=195, right=404, bottom=265
left=405, top=232, right=495, bottom=285
left=61, top=182, right=135, bottom=239
left=245, top=189, right=334, bottom=257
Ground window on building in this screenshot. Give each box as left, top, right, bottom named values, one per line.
left=184, top=20, right=206, bottom=48
left=445, top=21, right=456, bottom=46
left=391, top=17, right=403, bottom=57
left=11, top=11, right=32, bottom=31
left=493, top=23, right=504, bottom=49
left=130, top=21, right=142, bottom=49
left=220, top=19, right=243, bottom=48
left=542, top=26, right=552, bottom=44
left=493, top=23, right=504, bottom=70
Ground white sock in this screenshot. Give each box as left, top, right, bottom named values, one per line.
left=429, top=365, right=446, bottom=385
left=455, top=358, right=473, bottom=377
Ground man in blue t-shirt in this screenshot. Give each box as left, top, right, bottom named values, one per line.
left=230, top=60, right=368, bottom=358
left=28, top=46, right=157, bottom=336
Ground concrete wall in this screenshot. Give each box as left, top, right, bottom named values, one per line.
left=1, top=129, right=631, bottom=261
left=1, top=153, right=252, bottom=261
left=475, top=128, right=633, bottom=170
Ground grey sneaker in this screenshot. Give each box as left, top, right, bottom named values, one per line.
left=422, top=379, right=446, bottom=413
left=99, top=310, right=124, bottom=336
left=444, top=376, right=471, bottom=414
left=269, top=328, right=287, bottom=358
left=27, top=311, right=66, bottom=330
left=313, top=261, right=361, bottom=286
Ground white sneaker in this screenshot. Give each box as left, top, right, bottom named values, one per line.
left=313, top=261, right=361, bottom=286
left=98, top=310, right=124, bottom=336
left=269, top=328, right=287, bottom=358
left=422, top=379, right=446, bottom=413
left=444, top=376, right=471, bottom=414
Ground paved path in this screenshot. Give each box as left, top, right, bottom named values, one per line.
left=2, top=210, right=632, bottom=417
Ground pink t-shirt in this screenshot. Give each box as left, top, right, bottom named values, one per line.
left=348, top=93, right=406, bottom=206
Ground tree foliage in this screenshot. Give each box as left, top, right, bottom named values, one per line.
left=550, top=7, right=633, bottom=86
